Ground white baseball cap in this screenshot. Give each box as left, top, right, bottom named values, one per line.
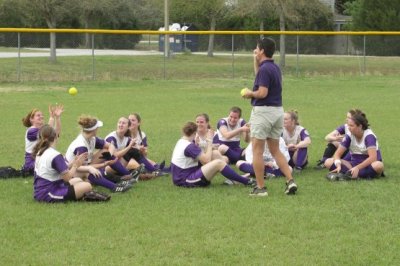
left=83, top=120, right=103, bottom=131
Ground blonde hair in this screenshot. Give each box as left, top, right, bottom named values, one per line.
left=286, top=110, right=299, bottom=125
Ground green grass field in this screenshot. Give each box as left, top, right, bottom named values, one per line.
left=0, top=73, right=400, bottom=264
left=1, top=52, right=400, bottom=82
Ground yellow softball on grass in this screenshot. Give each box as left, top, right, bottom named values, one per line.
left=68, top=87, right=78, bottom=96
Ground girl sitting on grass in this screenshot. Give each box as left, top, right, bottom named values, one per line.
left=21, top=104, right=63, bottom=176
left=282, top=110, right=311, bottom=173
left=128, top=113, right=168, bottom=175
left=170, top=121, right=255, bottom=188
left=65, top=115, right=134, bottom=193
left=33, top=125, right=109, bottom=202
left=325, top=112, right=384, bottom=180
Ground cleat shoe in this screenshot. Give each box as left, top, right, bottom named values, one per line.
left=112, top=183, right=132, bottom=193
left=284, top=179, right=298, bottom=195
left=161, top=165, right=171, bottom=173
left=314, top=161, right=326, bottom=170
left=222, top=179, right=234, bottom=185
left=326, top=172, right=339, bottom=181
left=264, top=173, right=276, bottom=179
left=118, top=178, right=137, bottom=186
left=337, top=171, right=356, bottom=181
left=83, top=190, right=111, bottom=202
left=293, top=167, right=303, bottom=175
left=152, top=170, right=168, bottom=177
left=157, top=160, right=166, bottom=170
left=249, top=186, right=268, bottom=196
left=131, top=169, right=140, bottom=183
left=246, top=178, right=256, bottom=187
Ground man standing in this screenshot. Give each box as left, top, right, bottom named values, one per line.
left=242, top=38, right=298, bottom=196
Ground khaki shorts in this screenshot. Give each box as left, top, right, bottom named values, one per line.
left=249, top=106, right=283, bottom=140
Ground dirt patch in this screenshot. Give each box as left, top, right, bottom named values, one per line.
left=0, top=86, right=66, bottom=92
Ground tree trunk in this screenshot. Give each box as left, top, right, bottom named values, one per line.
left=49, top=32, right=57, bottom=63
left=46, top=19, right=57, bottom=63
left=207, top=16, right=216, bottom=57
left=260, top=20, right=264, bottom=39
left=279, top=11, right=285, bottom=69
left=85, top=20, right=90, bottom=48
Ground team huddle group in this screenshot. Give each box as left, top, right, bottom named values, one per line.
left=22, top=37, right=384, bottom=202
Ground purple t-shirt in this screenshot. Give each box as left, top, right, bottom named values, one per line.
left=251, top=60, right=282, bottom=107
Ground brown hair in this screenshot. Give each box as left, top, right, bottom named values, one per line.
left=22, top=108, right=40, bottom=127
left=120, top=117, right=131, bottom=137
left=129, top=113, right=143, bottom=140
left=350, top=113, right=370, bottom=130
left=230, top=106, right=242, bottom=118
left=78, top=115, right=98, bottom=130
left=182, top=122, right=197, bottom=137
left=32, top=125, right=57, bottom=158
left=196, top=113, right=211, bottom=129
left=348, top=108, right=363, bottom=116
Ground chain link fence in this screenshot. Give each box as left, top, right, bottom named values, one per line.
left=0, top=30, right=399, bottom=82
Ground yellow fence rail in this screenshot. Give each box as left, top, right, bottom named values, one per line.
left=1, top=28, right=400, bottom=36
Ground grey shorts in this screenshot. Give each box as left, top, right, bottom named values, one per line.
left=249, top=106, right=284, bottom=140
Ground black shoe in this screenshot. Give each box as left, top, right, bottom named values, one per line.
left=246, top=178, right=256, bottom=187
left=157, top=160, right=166, bottom=170
left=337, top=171, right=356, bottom=181
left=83, top=191, right=111, bottom=202
left=249, top=186, right=268, bottom=196
left=131, top=168, right=141, bottom=184
left=152, top=170, right=168, bottom=177
left=284, top=179, right=298, bottom=195
left=314, top=161, right=325, bottom=170
left=326, top=172, right=339, bottom=181
left=112, top=183, right=133, bottom=193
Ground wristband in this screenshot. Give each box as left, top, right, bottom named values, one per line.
left=334, top=159, right=341, bottom=167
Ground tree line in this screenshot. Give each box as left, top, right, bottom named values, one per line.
left=0, top=0, right=398, bottom=62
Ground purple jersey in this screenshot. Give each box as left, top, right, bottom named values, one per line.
left=251, top=60, right=282, bottom=107
left=65, top=134, right=105, bottom=164
left=336, top=124, right=350, bottom=136
left=33, top=147, right=70, bottom=202
left=105, top=131, right=131, bottom=150
left=282, top=126, right=310, bottom=145
left=340, top=129, right=382, bottom=164
left=214, top=118, right=246, bottom=149
left=23, top=127, right=40, bottom=171
left=131, top=131, right=148, bottom=147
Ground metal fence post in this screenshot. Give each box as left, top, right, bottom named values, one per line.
left=231, top=34, right=235, bottom=79
left=363, top=35, right=366, bottom=75
left=296, top=34, right=299, bottom=77
left=17, top=32, right=21, bottom=82
left=163, top=35, right=166, bottom=80
left=92, top=34, right=95, bottom=80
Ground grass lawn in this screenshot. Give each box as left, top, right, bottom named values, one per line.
left=0, top=74, right=399, bottom=265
